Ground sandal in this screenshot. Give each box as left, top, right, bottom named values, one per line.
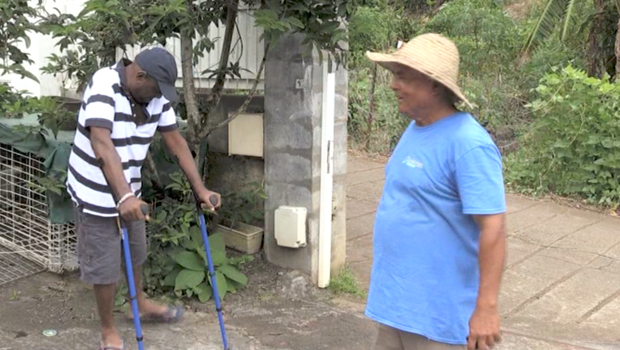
left=127, top=304, right=185, bottom=324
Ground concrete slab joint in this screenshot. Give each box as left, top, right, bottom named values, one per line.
left=263, top=32, right=348, bottom=286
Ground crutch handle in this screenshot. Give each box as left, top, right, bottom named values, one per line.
left=193, top=191, right=219, bottom=212
left=140, top=204, right=149, bottom=216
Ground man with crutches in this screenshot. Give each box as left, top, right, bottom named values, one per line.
left=66, top=47, right=221, bottom=350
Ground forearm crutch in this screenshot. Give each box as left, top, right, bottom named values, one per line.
left=117, top=206, right=148, bottom=350
left=194, top=193, right=230, bottom=350
left=97, top=157, right=147, bottom=350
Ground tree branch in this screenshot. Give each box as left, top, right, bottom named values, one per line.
left=205, top=55, right=265, bottom=136
left=200, top=0, right=239, bottom=138
left=180, top=25, right=200, bottom=156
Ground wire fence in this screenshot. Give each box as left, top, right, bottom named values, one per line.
left=0, top=143, right=77, bottom=286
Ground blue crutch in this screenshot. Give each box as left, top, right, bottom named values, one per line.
left=97, top=157, right=147, bottom=350
left=194, top=193, right=230, bottom=350
left=117, top=204, right=148, bottom=350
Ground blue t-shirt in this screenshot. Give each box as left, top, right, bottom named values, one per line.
left=365, top=112, right=506, bottom=345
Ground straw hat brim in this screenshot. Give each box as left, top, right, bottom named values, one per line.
left=366, top=51, right=473, bottom=109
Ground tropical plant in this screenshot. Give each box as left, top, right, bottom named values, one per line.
left=216, top=181, right=267, bottom=229
left=141, top=171, right=252, bottom=302
left=521, top=0, right=619, bottom=78
left=505, top=64, right=620, bottom=208
left=0, top=0, right=42, bottom=81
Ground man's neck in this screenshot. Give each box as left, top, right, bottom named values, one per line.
left=412, top=104, right=458, bottom=126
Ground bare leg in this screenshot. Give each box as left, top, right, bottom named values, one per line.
left=126, top=264, right=168, bottom=317
left=94, top=284, right=123, bottom=347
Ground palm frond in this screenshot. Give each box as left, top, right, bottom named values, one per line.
left=522, top=0, right=579, bottom=54
left=560, top=0, right=578, bottom=41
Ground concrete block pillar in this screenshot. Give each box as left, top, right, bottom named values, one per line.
left=264, top=33, right=348, bottom=285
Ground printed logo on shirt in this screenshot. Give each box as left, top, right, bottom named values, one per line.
left=402, top=156, right=423, bottom=169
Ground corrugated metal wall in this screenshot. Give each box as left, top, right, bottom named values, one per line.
left=120, top=7, right=265, bottom=91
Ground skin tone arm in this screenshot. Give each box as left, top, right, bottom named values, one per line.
left=90, top=127, right=146, bottom=221
left=160, top=129, right=221, bottom=209
left=468, top=213, right=506, bottom=350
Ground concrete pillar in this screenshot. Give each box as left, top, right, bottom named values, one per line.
left=264, top=33, right=348, bottom=285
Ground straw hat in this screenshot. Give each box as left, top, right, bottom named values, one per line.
left=366, top=33, right=472, bottom=109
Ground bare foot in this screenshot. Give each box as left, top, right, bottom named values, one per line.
left=127, top=298, right=168, bottom=319
left=142, top=298, right=170, bottom=315
left=101, top=327, right=124, bottom=349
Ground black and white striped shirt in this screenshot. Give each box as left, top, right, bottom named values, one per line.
left=67, top=59, right=178, bottom=217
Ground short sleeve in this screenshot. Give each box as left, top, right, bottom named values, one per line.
left=455, top=145, right=506, bottom=215
left=80, top=74, right=116, bottom=131
left=157, top=102, right=178, bottom=132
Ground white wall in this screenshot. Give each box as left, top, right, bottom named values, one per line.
left=3, top=0, right=85, bottom=97
left=5, top=0, right=264, bottom=98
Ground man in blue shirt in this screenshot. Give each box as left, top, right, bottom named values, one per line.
left=364, top=33, right=507, bottom=350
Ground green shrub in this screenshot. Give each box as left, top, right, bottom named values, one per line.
left=347, top=4, right=414, bottom=154
left=519, top=39, right=586, bottom=94
left=505, top=65, right=620, bottom=208
left=461, top=74, right=529, bottom=148
left=348, top=6, right=395, bottom=53
left=140, top=172, right=251, bottom=303
left=422, top=0, right=524, bottom=76
left=348, top=5, right=404, bottom=68
left=348, top=66, right=409, bottom=154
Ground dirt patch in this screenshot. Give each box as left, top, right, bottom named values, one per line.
left=0, top=253, right=376, bottom=350
left=186, top=252, right=376, bottom=349
left=0, top=272, right=98, bottom=338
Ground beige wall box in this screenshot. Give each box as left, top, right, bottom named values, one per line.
left=228, top=113, right=264, bottom=157
left=275, top=206, right=307, bottom=248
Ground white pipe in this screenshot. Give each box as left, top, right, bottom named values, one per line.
left=318, top=63, right=335, bottom=288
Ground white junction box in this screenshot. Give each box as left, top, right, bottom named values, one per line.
left=275, top=206, right=307, bottom=248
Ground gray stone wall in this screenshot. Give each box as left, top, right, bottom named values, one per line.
left=205, top=94, right=265, bottom=222
left=264, top=33, right=348, bottom=283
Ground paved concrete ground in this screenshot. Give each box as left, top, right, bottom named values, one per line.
left=346, top=153, right=620, bottom=350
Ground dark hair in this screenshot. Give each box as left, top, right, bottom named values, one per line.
left=433, top=81, right=460, bottom=107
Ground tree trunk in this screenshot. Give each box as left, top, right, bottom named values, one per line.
left=180, top=29, right=201, bottom=162
left=587, top=0, right=607, bottom=78
left=615, top=0, right=620, bottom=80
left=199, top=0, right=239, bottom=139
left=366, top=63, right=377, bottom=151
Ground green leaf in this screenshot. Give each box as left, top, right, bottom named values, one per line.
left=284, top=17, right=304, bottom=29
left=219, top=264, right=248, bottom=286
left=209, top=271, right=228, bottom=300
left=190, top=225, right=203, bottom=242
left=522, top=0, right=577, bottom=53
left=163, top=268, right=180, bottom=286
left=197, top=283, right=213, bottom=302
left=208, top=233, right=227, bottom=266
left=176, top=251, right=205, bottom=271
left=552, top=140, right=570, bottom=149
left=175, top=269, right=205, bottom=290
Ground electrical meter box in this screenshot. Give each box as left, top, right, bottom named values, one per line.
left=274, top=206, right=307, bottom=248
